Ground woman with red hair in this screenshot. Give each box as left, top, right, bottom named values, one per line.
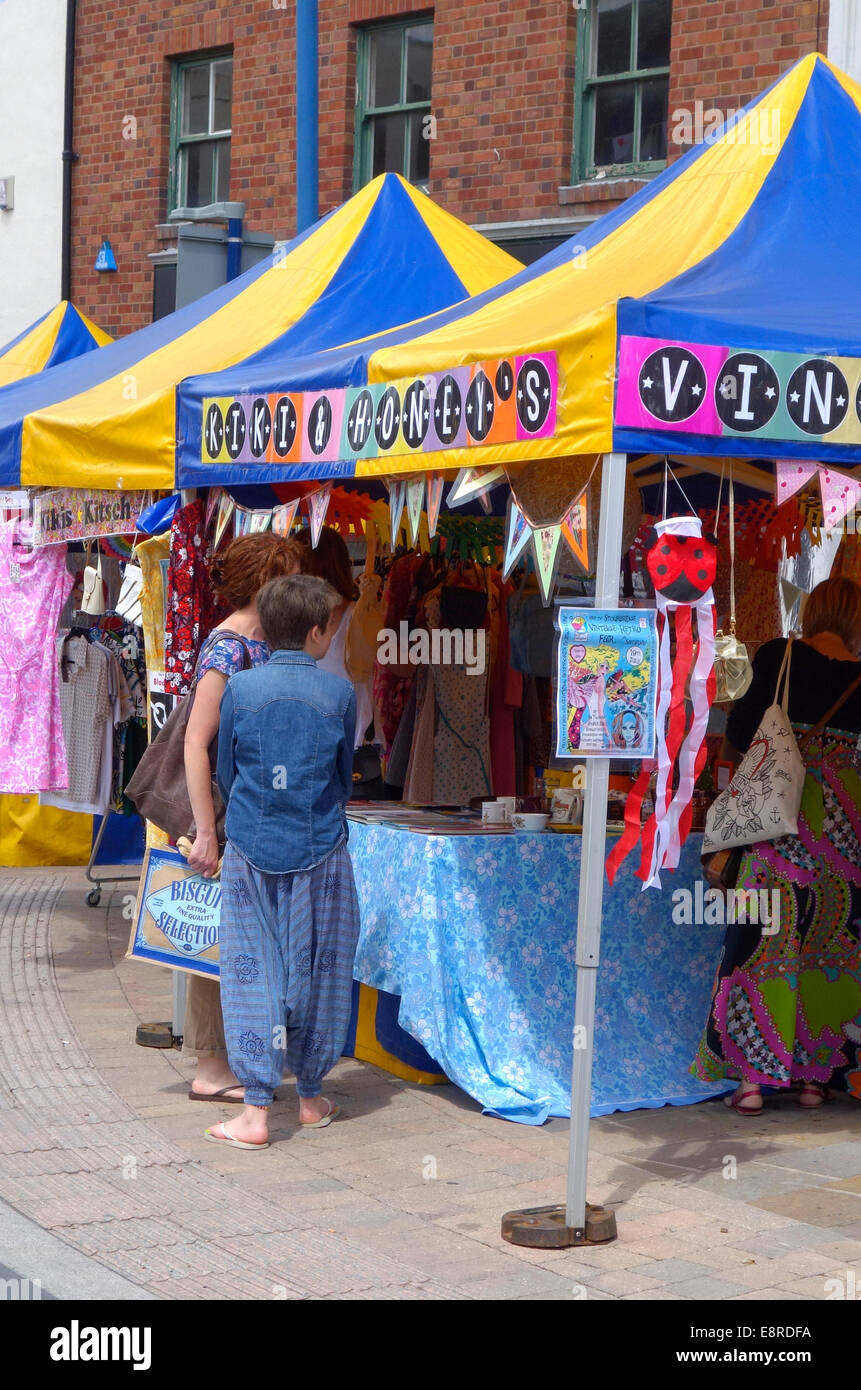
left=183, top=531, right=297, bottom=1102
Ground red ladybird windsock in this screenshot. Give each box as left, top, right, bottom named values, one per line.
left=607, top=515, right=717, bottom=890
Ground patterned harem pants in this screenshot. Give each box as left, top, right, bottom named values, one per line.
left=218, top=840, right=360, bottom=1107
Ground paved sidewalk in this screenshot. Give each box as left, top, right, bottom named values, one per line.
left=2, top=867, right=861, bottom=1299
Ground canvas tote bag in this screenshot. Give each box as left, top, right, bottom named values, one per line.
left=704, top=640, right=861, bottom=855
left=703, top=639, right=804, bottom=852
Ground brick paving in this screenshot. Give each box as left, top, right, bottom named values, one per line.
left=2, top=866, right=861, bottom=1300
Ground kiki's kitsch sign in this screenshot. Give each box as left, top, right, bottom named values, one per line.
left=127, top=846, right=221, bottom=979
left=200, top=354, right=558, bottom=471
left=34, top=488, right=147, bottom=545
left=616, top=335, right=861, bottom=447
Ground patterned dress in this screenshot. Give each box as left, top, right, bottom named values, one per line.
left=693, top=639, right=861, bottom=1092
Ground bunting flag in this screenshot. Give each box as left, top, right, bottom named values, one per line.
left=248, top=509, right=272, bottom=533
left=775, top=458, right=819, bottom=503
left=502, top=497, right=533, bottom=579
left=607, top=516, right=718, bottom=890
left=306, top=482, right=333, bottom=547
left=387, top=479, right=407, bottom=548
left=532, top=523, right=563, bottom=605
left=204, top=485, right=223, bottom=534
left=271, top=498, right=299, bottom=537
left=447, top=465, right=507, bottom=508
left=819, top=467, right=858, bottom=532
left=561, top=490, right=590, bottom=571
left=426, top=473, right=444, bottom=538
left=233, top=506, right=252, bottom=538
left=405, top=476, right=425, bottom=547
left=213, top=491, right=235, bottom=549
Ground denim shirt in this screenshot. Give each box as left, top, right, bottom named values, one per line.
left=216, top=650, right=356, bottom=874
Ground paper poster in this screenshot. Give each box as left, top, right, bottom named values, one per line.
left=127, top=845, right=221, bottom=979
left=271, top=498, right=299, bottom=537
left=426, top=473, right=444, bottom=538
left=556, top=607, right=657, bottom=758
left=306, top=481, right=332, bottom=546
left=147, top=669, right=176, bottom=742
left=34, top=488, right=147, bottom=545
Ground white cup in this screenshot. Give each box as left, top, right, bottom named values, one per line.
left=495, top=797, right=516, bottom=822
left=481, top=801, right=506, bottom=824
left=511, top=812, right=550, bottom=833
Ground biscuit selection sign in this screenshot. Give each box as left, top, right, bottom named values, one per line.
left=616, top=335, right=861, bottom=446
left=127, top=846, right=221, bottom=979
left=200, top=354, right=558, bottom=469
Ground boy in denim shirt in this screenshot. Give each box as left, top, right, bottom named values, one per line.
left=205, top=574, right=359, bottom=1149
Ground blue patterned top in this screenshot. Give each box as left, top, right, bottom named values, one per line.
left=197, top=634, right=269, bottom=679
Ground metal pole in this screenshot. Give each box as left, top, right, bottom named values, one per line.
left=295, top=0, right=319, bottom=233
left=565, top=452, right=627, bottom=1233
left=172, top=971, right=187, bottom=1045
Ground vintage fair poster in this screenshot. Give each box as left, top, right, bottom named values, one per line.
left=127, top=845, right=220, bottom=979
left=555, top=607, right=657, bottom=758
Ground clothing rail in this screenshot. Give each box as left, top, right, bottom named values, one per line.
left=84, top=810, right=140, bottom=907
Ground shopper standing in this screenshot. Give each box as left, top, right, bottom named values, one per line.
left=183, top=531, right=297, bottom=1102
left=693, top=577, right=861, bottom=1113
left=204, top=574, right=360, bottom=1148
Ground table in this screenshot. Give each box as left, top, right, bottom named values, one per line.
left=348, top=822, right=732, bottom=1124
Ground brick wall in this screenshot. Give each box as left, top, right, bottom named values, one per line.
left=668, top=0, right=828, bottom=144
left=70, top=0, right=829, bottom=336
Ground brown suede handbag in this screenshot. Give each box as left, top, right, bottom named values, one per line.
left=126, top=629, right=252, bottom=844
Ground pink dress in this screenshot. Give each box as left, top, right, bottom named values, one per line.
left=0, top=525, right=73, bottom=792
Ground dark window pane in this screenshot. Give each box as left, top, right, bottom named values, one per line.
left=182, top=63, right=210, bottom=136
left=213, top=60, right=233, bottom=132
left=637, top=0, right=672, bottom=70
left=183, top=140, right=215, bottom=206
left=593, top=81, right=635, bottom=165
left=640, top=74, right=669, bottom=160
left=408, top=111, right=431, bottom=182
left=405, top=23, right=433, bottom=103
left=215, top=142, right=231, bottom=200
left=371, top=113, right=407, bottom=176
left=369, top=28, right=402, bottom=108
left=595, top=0, right=632, bottom=77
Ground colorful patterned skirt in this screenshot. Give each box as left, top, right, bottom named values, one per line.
left=692, top=729, right=861, bottom=1093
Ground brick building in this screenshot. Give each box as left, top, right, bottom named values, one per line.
left=69, top=0, right=835, bottom=337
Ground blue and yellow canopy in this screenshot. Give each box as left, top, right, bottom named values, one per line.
left=0, top=302, right=110, bottom=388
left=176, top=55, right=861, bottom=484
left=0, top=176, right=519, bottom=489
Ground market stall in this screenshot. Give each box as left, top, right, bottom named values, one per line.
left=172, top=53, right=861, bottom=1234
left=0, top=301, right=116, bottom=869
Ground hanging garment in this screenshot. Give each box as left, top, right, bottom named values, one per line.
left=0, top=525, right=73, bottom=793
left=490, top=573, right=518, bottom=797
left=317, top=602, right=375, bottom=747
left=164, top=499, right=220, bottom=698
left=40, top=634, right=116, bottom=812
left=135, top=531, right=170, bottom=674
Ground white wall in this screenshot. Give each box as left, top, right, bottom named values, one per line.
left=0, top=0, right=68, bottom=347
left=828, top=0, right=861, bottom=83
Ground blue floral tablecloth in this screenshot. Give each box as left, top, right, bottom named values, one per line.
left=348, top=823, right=732, bottom=1124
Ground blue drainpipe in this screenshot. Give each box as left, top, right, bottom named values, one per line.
left=295, top=0, right=319, bottom=233
left=226, top=216, right=243, bottom=281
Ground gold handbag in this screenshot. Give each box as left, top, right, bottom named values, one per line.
left=713, top=471, right=753, bottom=704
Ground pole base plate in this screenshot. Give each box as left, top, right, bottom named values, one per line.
left=135, top=1021, right=175, bottom=1049
left=501, top=1203, right=617, bottom=1248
